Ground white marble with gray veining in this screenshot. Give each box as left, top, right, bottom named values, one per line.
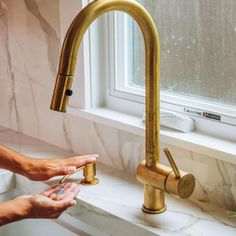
left=0, top=0, right=235, bottom=215
left=0, top=127, right=236, bottom=236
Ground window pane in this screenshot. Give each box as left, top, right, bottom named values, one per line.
left=129, top=0, right=236, bottom=106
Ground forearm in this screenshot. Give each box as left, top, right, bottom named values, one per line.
left=0, top=144, right=30, bottom=176
left=0, top=144, right=97, bottom=181
left=0, top=198, right=30, bottom=226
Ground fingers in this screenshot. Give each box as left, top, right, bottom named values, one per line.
left=54, top=184, right=79, bottom=203
left=62, top=166, right=76, bottom=174
left=40, top=185, right=60, bottom=197
left=55, top=184, right=77, bottom=201
left=53, top=200, right=76, bottom=212
left=49, top=183, right=76, bottom=200
left=41, top=183, right=79, bottom=203
left=63, top=154, right=98, bottom=168
left=40, top=183, right=72, bottom=197
left=53, top=185, right=79, bottom=210
left=28, top=189, right=79, bottom=219
left=25, top=154, right=99, bottom=181
left=55, top=154, right=98, bottom=176
left=60, top=184, right=80, bottom=202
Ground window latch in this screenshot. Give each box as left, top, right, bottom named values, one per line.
left=184, top=108, right=221, bottom=121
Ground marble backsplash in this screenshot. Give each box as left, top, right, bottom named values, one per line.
left=0, top=0, right=235, bottom=212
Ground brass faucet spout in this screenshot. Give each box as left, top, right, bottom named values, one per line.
left=50, top=0, right=160, bottom=167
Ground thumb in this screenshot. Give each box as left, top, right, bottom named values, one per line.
left=54, top=199, right=77, bottom=211
left=56, top=166, right=76, bottom=176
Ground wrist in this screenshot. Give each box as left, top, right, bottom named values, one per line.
left=12, top=196, right=32, bottom=220
left=21, top=158, right=51, bottom=181
left=14, top=154, right=34, bottom=178
left=0, top=196, right=32, bottom=225
left=21, top=157, right=40, bottom=180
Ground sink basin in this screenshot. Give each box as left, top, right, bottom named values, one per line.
left=0, top=169, right=15, bottom=194
left=0, top=219, right=78, bottom=236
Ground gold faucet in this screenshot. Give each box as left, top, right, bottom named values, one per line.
left=50, top=0, right=195, bottom=213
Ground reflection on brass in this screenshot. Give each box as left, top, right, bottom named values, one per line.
left=50, top=0, right=195, bottom=214
left=81, top=162, right=99, bottom=185
left=51, top=74, right=73, bottom=112
left=137, top=160, right=195, bottom=200
left=60, top=162, right=99, bottom=186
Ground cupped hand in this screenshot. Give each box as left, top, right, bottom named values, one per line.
left=18, top=183, right=79, bottom=219
left=25, top=154, right=98, bottom=181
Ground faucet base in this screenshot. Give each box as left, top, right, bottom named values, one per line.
left=143, top=185, right=166, bottom=214
left=81, top=178, right=99, bottom=185
left=142, top=205, right=166, bottom=214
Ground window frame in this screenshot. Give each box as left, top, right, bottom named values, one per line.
left=104, top=9, right=236, bottom=141
left=65, top=0, right=236, bottom=143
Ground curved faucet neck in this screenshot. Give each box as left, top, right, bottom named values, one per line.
left=51, top=0, right=161, bottom=166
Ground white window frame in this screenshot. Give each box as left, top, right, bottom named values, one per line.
left=61, top=0, right=236, bottom=143
left=109, top=13, right=144, bottom=100
left=98, top=8, right=236, bottom=141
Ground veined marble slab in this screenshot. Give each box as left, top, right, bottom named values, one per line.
left=1, top=126, right=236, bottom=236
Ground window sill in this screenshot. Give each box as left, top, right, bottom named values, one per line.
left=68, top=107, right=236, bottom=165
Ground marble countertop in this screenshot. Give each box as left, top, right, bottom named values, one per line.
left=0, top=126, right=236, bottom=236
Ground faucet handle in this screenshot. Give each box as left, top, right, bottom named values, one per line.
left=163, top=148, right=180, bottom=178
left=163, top=148, right=195, bottom=198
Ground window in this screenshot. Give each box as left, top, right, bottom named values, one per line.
left=112, top=0, right=236, bottom=104
left=131, top=0, right=236, bottom=107
left=95, top=0, right=236, bottom=138
left=71, top=0, right=236, bottom=141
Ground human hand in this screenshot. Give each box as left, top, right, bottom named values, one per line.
left=0, top=183, right=79, bottom=225
left=19, top=183, right=79, bottom=219
left=24, top=154, right=98, bottom=181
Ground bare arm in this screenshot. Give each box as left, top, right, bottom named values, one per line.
left=0, top=144, right=28, bottom=176
left=0, top=144, right=97, bottom=181
left=0, top=197, right=29, bottom=226
left=0, top=145, right=92, bottom=226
